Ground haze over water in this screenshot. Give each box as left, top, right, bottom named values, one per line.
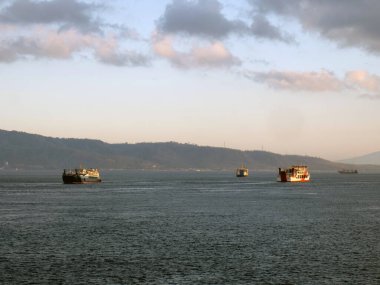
left=0, top=170, right=379, bottom=284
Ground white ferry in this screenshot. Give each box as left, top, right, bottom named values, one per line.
left=236, top=165, right=249, bottom=177
left=62, top=168, right=102, bottom=184
left=277, top=165, right=310, bottom=182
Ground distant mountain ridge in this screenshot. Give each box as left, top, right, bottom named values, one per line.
left=340, top=151, right=380, bottom=165
left=0, top=129, right=378, bottom=171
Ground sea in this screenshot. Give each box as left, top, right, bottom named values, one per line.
left=0, top=170, right=379, bottom=284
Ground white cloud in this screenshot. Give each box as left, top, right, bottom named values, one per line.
left=0, top=1, right=149, bottom=66
left=152, top=34, right=177, bottom=59
left=245, top=69, right=380, bottom=98
left=0, top=26, right=149, bottom=66
left=153, top=33, right=239, bottom=68
left=191, top=42, right=239, bottom=67
left=345, top=71, right=380, bottom=92
left=345, top=71, right=380, bottom=100
left=245, top=70, right=343, bottom=92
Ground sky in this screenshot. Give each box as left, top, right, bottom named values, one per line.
left=1, top=0, right=380, bottom=161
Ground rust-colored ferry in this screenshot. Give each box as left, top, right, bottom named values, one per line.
left=277, top=165, right=310, bottom=182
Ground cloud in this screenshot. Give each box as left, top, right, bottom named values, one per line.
left=96, top=45, right=150, bottom=67
left=250, top=15, right=293, bottom=43
left=0, top=0, right=100, bottom=32
left=0, top=28, right=90, bottom=61
left=245, top=69, right=380, bottom=98
left=158, top=0, right=292, bottom=43
left=0, top=1, right=149, bottom=66
left=345, top=71, right=380, bottom=100
left=345, top=71, right=380, bottom=92
left=0, top=27, right=149, bottom=66
left=153, top=33, right=240, bottom=68
left=158, top=0, right=246, bottom=38
left=249, top=0, right=380, bottom=54
left=245, top=70, right=344, bottom=92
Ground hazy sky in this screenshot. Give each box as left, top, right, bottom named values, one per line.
left=1, top=0, right=380, bottom=160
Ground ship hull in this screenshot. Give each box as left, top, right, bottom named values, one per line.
left=277, top=175, right=310, bottom=182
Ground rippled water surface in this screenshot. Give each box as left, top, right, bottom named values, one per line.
left=0, top=170, right=379, bottom=284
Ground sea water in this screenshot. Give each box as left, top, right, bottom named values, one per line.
left=0, top=170, right=379, bottom=284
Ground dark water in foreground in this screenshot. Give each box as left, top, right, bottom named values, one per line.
left=0, top=170, right=379, bottom=284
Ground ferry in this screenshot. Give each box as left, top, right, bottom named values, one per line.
left=338, top=169, right=358, bottom=174
left=236, top=165, right=249, bottom=177
left=277, top=165, right=310, bottom=182
left=62, top=168, right=102, bottom=184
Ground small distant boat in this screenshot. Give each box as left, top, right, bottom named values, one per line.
left=278, top=165, right=310, bottom=182
left=338, top=169, right=358, bottom=174
left=236, top=165, right=249, bottom=177
left=62, top=168, right=102, bottom=184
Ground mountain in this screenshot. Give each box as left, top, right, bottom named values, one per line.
left=340, top=151, right=380, bottom=165
left=0, top=129, right=377, bottom=171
